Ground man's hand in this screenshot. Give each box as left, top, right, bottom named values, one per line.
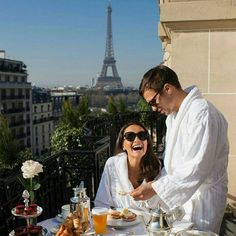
left=130, top=181, right=156, bottom=201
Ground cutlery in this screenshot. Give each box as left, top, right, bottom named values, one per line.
left=118, top=190, right=129, bottom=196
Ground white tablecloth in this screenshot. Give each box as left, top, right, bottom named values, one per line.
left=38, top=216, right=194, bottom=235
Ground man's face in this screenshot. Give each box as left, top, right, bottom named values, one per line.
left=143, top=88, right=171, bottom=115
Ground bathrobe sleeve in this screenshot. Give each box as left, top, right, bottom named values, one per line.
left=94, top=157, right=116, bottom=208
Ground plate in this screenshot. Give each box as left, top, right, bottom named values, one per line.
left=11, top=206, right=43, bottom=218
left=176, top=230, right=218, bottom=236
left=9, top=228, right=48, bottom=236
left=107, top=208, right=140, bottom=228
left=50, top=227, right=59, bottom=235
left=107, top=217, right=140, bottom=228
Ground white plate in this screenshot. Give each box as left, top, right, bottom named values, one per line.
left=107, top=208, right=140, bottom=228
left=107, top=217, right=140, bottom=228
left=176, top=230, right=218, bottom=236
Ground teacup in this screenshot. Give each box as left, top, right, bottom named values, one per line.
left=61, top=204, right=70, bottom=219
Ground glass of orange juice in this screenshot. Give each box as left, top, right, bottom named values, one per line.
left=92, top=207, right=108, bottom=234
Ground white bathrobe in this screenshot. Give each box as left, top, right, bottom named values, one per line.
left=94, top=152, right=159, bottom=210
left=152, top=86, right=229, bottom=233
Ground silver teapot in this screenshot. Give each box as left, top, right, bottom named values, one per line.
left=141, top=204, right=185, bottom=236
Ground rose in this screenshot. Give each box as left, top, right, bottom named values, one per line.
left=21, top=160, right=43, bottom=179
left=19, top=160, right=43, bottom=203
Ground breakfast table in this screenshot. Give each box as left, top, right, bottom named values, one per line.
left=38, top=215, right=195, bottom=236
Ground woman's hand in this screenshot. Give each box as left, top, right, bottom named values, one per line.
left=130, top=181, right=156, bottom=201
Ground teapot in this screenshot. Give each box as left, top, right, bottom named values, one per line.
left=140, top=204, right=185, bottom=236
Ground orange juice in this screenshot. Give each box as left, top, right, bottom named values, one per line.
left=92, top=207, right=108, bottom=234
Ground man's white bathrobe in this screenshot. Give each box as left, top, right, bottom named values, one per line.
left=152, top=86, right=229, bottom=233
left=94, top=152, right=159, bottom=210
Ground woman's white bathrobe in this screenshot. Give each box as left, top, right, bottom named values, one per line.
left=94, top=152, right=159, bottom=210
left=152, top=86, right=229, bottom=233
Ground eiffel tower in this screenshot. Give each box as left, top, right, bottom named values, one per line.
left=96, top=3, right=123, bottom=89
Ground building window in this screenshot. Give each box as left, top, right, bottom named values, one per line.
left=25, top=89, right=30, bottom=99
left=26, top=114, right=30, bottom=123
left=21, top=77, right=26, bottom=83
left=1, top=89, right=6, bottom=99
left=10, top=89, right=15, bottom=98
left=18, top=88, right=23, bottom=98
left=27, top=126, right=30, bottom=135
left=5, top=75, right=10, bottom=82
left=27, top=138, right=31, bottom=147
left=26, top=102, right=30, bottom=111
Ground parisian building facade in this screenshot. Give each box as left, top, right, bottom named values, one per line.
left=0, top=50, right=32, bottom=149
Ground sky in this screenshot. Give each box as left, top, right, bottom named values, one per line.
left=0, top=0, right=163, bottom=88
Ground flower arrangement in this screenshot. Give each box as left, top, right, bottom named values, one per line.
left=19, top=160, right=43, bottom=203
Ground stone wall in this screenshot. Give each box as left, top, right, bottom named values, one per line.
left=158, top=0, right=236, bottom=198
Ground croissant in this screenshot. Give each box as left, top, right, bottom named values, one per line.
left=55, top=224, right=65, bottom=236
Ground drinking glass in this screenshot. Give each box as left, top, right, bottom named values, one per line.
left=92, top=207, right=108, bottom=234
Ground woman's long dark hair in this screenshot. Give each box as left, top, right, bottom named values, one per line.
left=114, top=121, right=160, bottom=182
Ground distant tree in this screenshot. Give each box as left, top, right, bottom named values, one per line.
left=51, top=124, right=83, bottom=151
left=51, top=98, right=89, bottom=152
left=18, top=148, right=35, bottom=163
left=117, top=96, right=129, bottom=113
left=77, top=96, right=90, bottom=118
left=137, top=98, right=151, bottom=112
left=107, top=96, right=118, bottom=114
left=61, top=100, right=80, bottom=127
left=137, top=98, right=152, bottom=124
left=0, top=114, right=19, bottom=168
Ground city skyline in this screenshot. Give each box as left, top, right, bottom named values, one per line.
left=0, top=0, right=163, bottom=88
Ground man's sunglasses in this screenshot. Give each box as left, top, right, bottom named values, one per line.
left=123, top=131, right=149, bottom=142
left=148, top=92, right=159, bottom=107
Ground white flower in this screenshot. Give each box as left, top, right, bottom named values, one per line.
left=21, top=160, right=43, bottom=179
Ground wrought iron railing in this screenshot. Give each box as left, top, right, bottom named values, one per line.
left=0, top=112, right=167, bottom=235
left=0, top=135, right=110, bottom=235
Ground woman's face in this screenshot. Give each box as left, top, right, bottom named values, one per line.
left=122, top=124, right=148, bottom=161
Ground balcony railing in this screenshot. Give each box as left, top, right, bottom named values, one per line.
left=0, top=112, right=166, bottom=235
left=0, top=136, right=111, bottom=235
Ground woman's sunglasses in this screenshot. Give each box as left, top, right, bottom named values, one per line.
left=123, top=131, right=149, bottom=142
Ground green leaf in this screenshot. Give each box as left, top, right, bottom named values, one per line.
left=33, top=183, right=41, bottom=191
left=18, top=177, right=31, bottom=190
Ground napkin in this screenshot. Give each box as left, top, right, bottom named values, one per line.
left=170, top=220, right=194, bottom=234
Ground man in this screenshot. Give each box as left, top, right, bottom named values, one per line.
left=130, top=65, right=229, bottom=234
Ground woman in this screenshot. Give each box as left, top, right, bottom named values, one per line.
left=94, top=121, right=161, bottom=210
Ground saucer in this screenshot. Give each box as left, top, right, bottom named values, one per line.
left=50, top=227, right=59, bottom=235
left=55, top=214, right=64, bottom=223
